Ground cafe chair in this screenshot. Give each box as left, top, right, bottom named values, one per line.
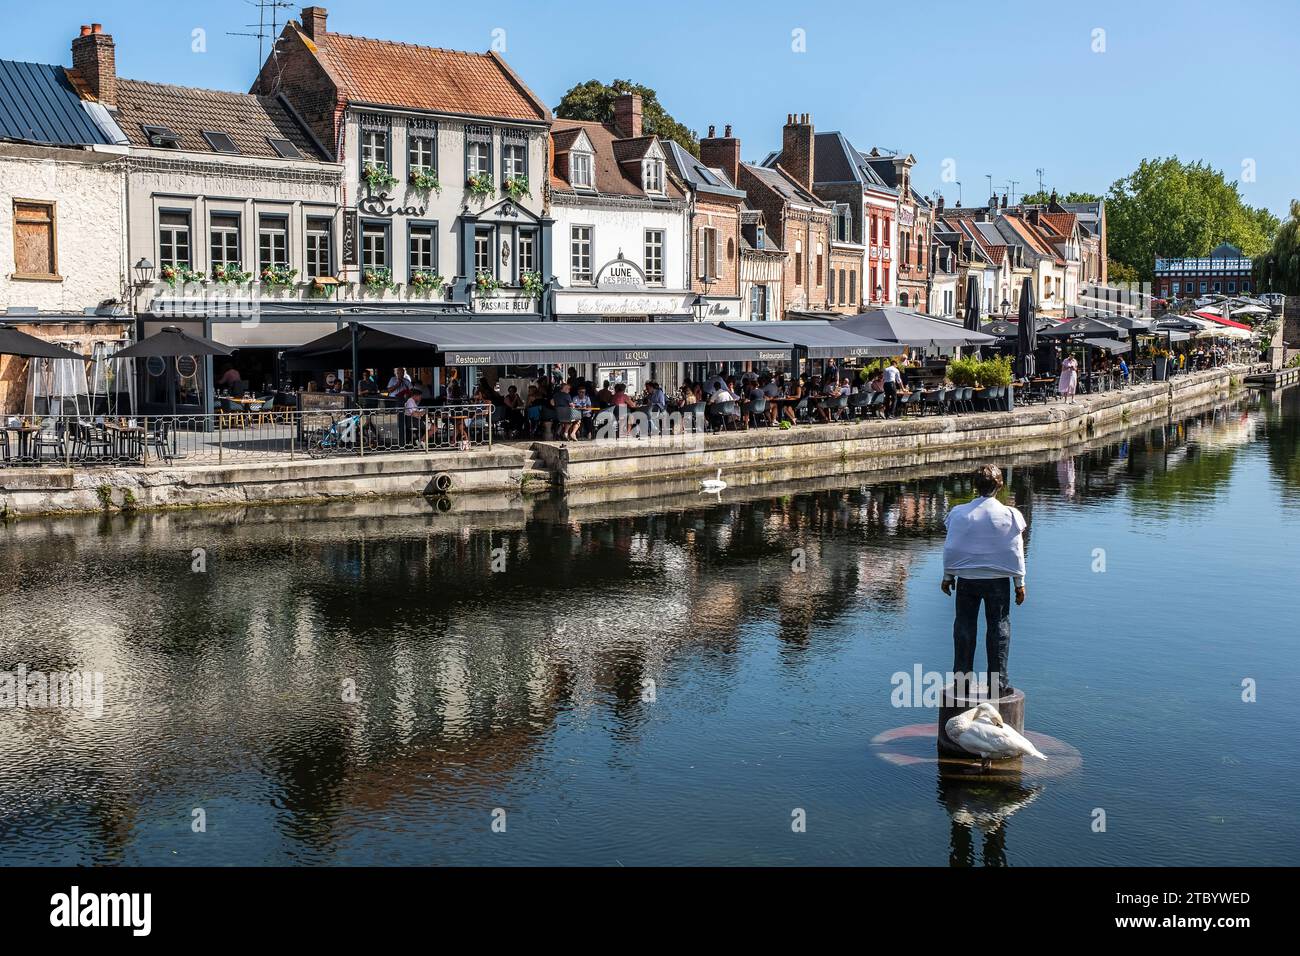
left=146, top=419, right=174, bottom=463
left=33, top=416, right=65, bottom=463
left=73, top=420, right=111, bottom=461
left=741, top=397, right=768, bottom=429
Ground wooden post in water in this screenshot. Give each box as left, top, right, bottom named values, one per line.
left=937, top=683, right=1026, bottom=757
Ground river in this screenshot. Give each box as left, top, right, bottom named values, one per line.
left=1, top=388, right=1297, bottom=866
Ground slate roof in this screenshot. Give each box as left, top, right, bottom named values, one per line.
left=662, top=140, right=746, bottom=198
left=0, top=58, right=120, bottom=147
left=761, top=132, right=895, bottom=194
left=114, top=79, right=327, bottom=161
left=550, top=119, right=684, bottom=200
left=743, top=162, right=824, bottom=207
left=300, top=28, right=549, bottom=123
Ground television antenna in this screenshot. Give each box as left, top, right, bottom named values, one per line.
left=228, top=0, right=295, bottom=68
left=1035, top=168, right=1045, bottom=196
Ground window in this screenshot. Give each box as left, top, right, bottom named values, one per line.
left=870, top=216, right=878, bottom=242
left=755, top=226, right=765, bottom=251
left=643, top=159, right=665, bottom=194
left=571, top=151, right=593, bottom=188
left=828, top=268, right=836, bottom=305
left=210, top=213, right=240, bottom=267
left=409, top=223, right=436, bottom=274
left=644, top=229, right=664, bottom=284
left=361, top=128, right=388, bottom=170
left=1200, top=281, right=1207, bottom=293
left=838, top=269, right=847, bottom=305
left=815, top=243, right=823, bottom=287
left=1242, top=280, right=1251, bottom=292
left=751, top=284, right=768, bottom=321
left=267, top=137, right=302, bottom=160
left=361, top=221, right=389, bottom=270
left=13, top=200, right=57, bottom=278
left=571, top=226, right=593, bottom=283
left=699, top=227, right=719, bottom=281
left=258, top=215, right=288, bottom=270
left=158, top=211, right=191, bottom=267
left=1227, top=281, right=1236, bottom=293
left=201, top=131, right=239, bottom=154
left=473, top=228, right=494, bottom=276
left=870, top=266, right=878, bottom=299
left=1172, top=282, right=1181, bottom=295
left=306, top=217, right=332, bottom=279
left=882, top=218, right=891, bottom=246
left=794, top=240, right=803, bottom=286
left=849, top=271, right=856, bottom=304
left=467, top=140, right=492, bottom=178
left=408, top=135, right=435, bottom=175
left=502, top=141, right=526, bottom=180
left=518, top=231, right=536, bottom=275
left=1212, top=281, right=1221, bottom=293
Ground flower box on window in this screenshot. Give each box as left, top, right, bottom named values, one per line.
left=473, top=271, right=502, bottom=296
left=409, top=168, right=441, bottom=194
left=160, top=264, right=205, bottom=288
left=502, top=175, right=531, bottom=201
left=211, top=263, right=252, bottom=285
left=466, top=174, right=494, bottom=200
left=259, top=264, right=298, bottom=288
left=361, top=267, right=398, bottom=292
left=362, top=164, right=399, bottom=192
left=410, top=270, right=445, bottom=294
left=520, top=270, right=544, bottom=300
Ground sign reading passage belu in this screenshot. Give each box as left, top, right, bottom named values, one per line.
left=342, top=211, right=358, bottom=267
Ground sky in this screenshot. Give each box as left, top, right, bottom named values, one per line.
left=6, top=0, right=1299, bottom=218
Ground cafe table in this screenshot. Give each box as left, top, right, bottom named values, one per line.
left=2, top=423, right=39, bottom=460
left=103, top=422, right=146, bottom=462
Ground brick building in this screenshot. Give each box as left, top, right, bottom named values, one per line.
left=739, top=116, right=834, bottom=318
left=673, top=126, right=746, bottom=321
left=1154, top=242, right=1254, bottom=300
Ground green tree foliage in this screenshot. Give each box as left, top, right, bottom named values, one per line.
left=1252, top=199, right=1300, bottom=294
left=1020, top=190, right=1102, bottom=205
left=1107, top=259, right=1140, bottom=285
left=555, top=79, right=699, bottom=156
left=1105, top=157, right=1278, bottom=282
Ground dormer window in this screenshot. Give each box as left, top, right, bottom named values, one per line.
left=756, top=226, right=765, bottom=251
left=571, top=150, right=593, bottom=189
left=643, top=158, right=665, bottom=194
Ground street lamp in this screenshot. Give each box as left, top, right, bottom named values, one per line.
left=1001, top=298, right=1011, bottom=318
left=691, top=293, right=708, bottom=323
left=133, top=258, right=155, bottom=286
left=874, top=284, right=883, bottom=304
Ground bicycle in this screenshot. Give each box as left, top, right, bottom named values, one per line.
left=306, top=410, right=378, bottom=458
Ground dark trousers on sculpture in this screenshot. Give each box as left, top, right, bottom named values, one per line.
left=952, top=577, right=1012, bottom=697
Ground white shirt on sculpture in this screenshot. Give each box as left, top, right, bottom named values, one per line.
left=942, top=494, right=1027, bottom=587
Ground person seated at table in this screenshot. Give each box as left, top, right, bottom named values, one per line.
left=644, top=380, right=667, bottom=434
left=706, top=379, right=737, bottom=430
left=780, top=377, right=803, bottom=424
left=596, top=380, right=614, bottom=405
left=387, top=368, right=412, bottom=394
left=571, top=385, right=594, bottom=439
left=357, top=370, right=379, bottom=396
left=217, top=364, right=242, bottom=390
left=400, top=386, right=430, bottom=444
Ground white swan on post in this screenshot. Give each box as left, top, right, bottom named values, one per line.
left=700, top=468, right=727, bottom=493
left=945, top=702, right=1047, bottom=768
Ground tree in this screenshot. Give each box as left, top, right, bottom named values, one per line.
left=1253, top=199, right=1300, bottom=294
left=1107, top=259, right=1139, bottom=285
left=555, top=79, right=699, bottom=156
left=1105, top=157, right=1279, bottom=282
left=1020, top=190, right=1101, bottom=205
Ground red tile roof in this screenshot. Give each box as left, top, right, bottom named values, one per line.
left=302, top=28, right=549, bottom=122
left=1039, top=212, right=1077, bottom=238
left=550, top=119, right=684, bottom=200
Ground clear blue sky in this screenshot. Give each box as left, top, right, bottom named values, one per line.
left=8, top=0, right=1298, bottom=218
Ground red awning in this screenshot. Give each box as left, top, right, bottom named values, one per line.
left=1191, top=310, right=1252, bottom=331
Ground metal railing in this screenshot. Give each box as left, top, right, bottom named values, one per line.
left=0, top=404, right=494, bottom=469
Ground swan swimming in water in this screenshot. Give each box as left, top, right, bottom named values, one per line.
left=946, top=702, right=1047, bottom=768
left=699, top=468, right=727, bottom=492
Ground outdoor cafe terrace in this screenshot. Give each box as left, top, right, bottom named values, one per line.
left=0, top=310, right=1263, bottom=470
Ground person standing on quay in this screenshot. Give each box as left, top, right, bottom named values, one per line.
left=883, top=360, right=903, bottom=417
left=1058, top=352, right=1079, bottom=403
left=941, top=465, right=1027, bottom=699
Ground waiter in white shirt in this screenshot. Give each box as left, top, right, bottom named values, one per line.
left=882, top=360, right=903, bottom=417
left=941, top=465, right=1026, bottom=698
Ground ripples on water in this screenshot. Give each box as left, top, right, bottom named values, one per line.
left=1, top=390, right=1298, bottom=866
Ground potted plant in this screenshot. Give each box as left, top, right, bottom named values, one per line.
left=410, top=270, right=445, bottom=295
left=520, top=270, right=544, bottom=300
left=362, top=163, right=398, bottom=192
left=211, top=263, right=252, bottom=285
left=977, top=355, right=1014, bottom=408
left=473, top=271, right=502, bottom=297
left=409, top=167, right=441, bottom=194
left=259, top=264, right=298, bottom=290
left=466, top=173, right=494, bottom=201
left=159, top=264, right=205, bottom=288
left=361, top=266, right=398, bottom=293
left=502, top=175, right=531, bottom=201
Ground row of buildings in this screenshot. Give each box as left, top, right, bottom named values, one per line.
left=0, top=7, right=1107, bottom=413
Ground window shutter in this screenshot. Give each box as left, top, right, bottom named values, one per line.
left=712, top=229, right=721, bottom=280
left=697, top=229, right=704, bottom=280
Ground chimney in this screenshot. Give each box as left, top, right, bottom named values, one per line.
left=71, top=23, right=116, bottom=108
left=937, top=195, right=945, bottom=214
left=613, top=92, right=642, bottom=139
left=301, top=6, right=328, bottom=40
left=699, top=124, right=741, bottom=187
left=781, top=112, right=815, bottom=192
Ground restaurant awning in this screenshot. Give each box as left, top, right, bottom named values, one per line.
left=719, top=320, right=895, bottom=358
left=1082, top=337, right=1131, bottom=354
left=286, top=320, right=799, bottom=368
left=833, top=308, right=1000, bottom=348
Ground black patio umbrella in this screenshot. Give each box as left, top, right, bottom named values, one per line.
left=113, top=326, right=233, bottom=416
left=1016, top=277, right=1037, bottom=378
left=963, top=277, right=982, bottom=333
left=0, top=323, right=86, bottom=360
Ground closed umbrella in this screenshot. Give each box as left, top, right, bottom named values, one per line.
left=836, top=307, right=999, bottom=350
left=963, top=277, right=981, bottom=333
left=114, top=326, right=233, bottom=416
left=1016, top=277, right=1037, bottom=378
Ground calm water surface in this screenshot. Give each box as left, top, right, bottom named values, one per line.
left=1, top=389, right=1298, bottom=866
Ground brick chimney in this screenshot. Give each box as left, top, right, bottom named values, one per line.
left=781, top=113, right=815, bottom=192
left=613, top=92, right=642, bottom=139
left=71, top=23, right=116, bottom=108
left=699, top=123, right=741, bottom=187
left=301, top=6, right=328, bottom=39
